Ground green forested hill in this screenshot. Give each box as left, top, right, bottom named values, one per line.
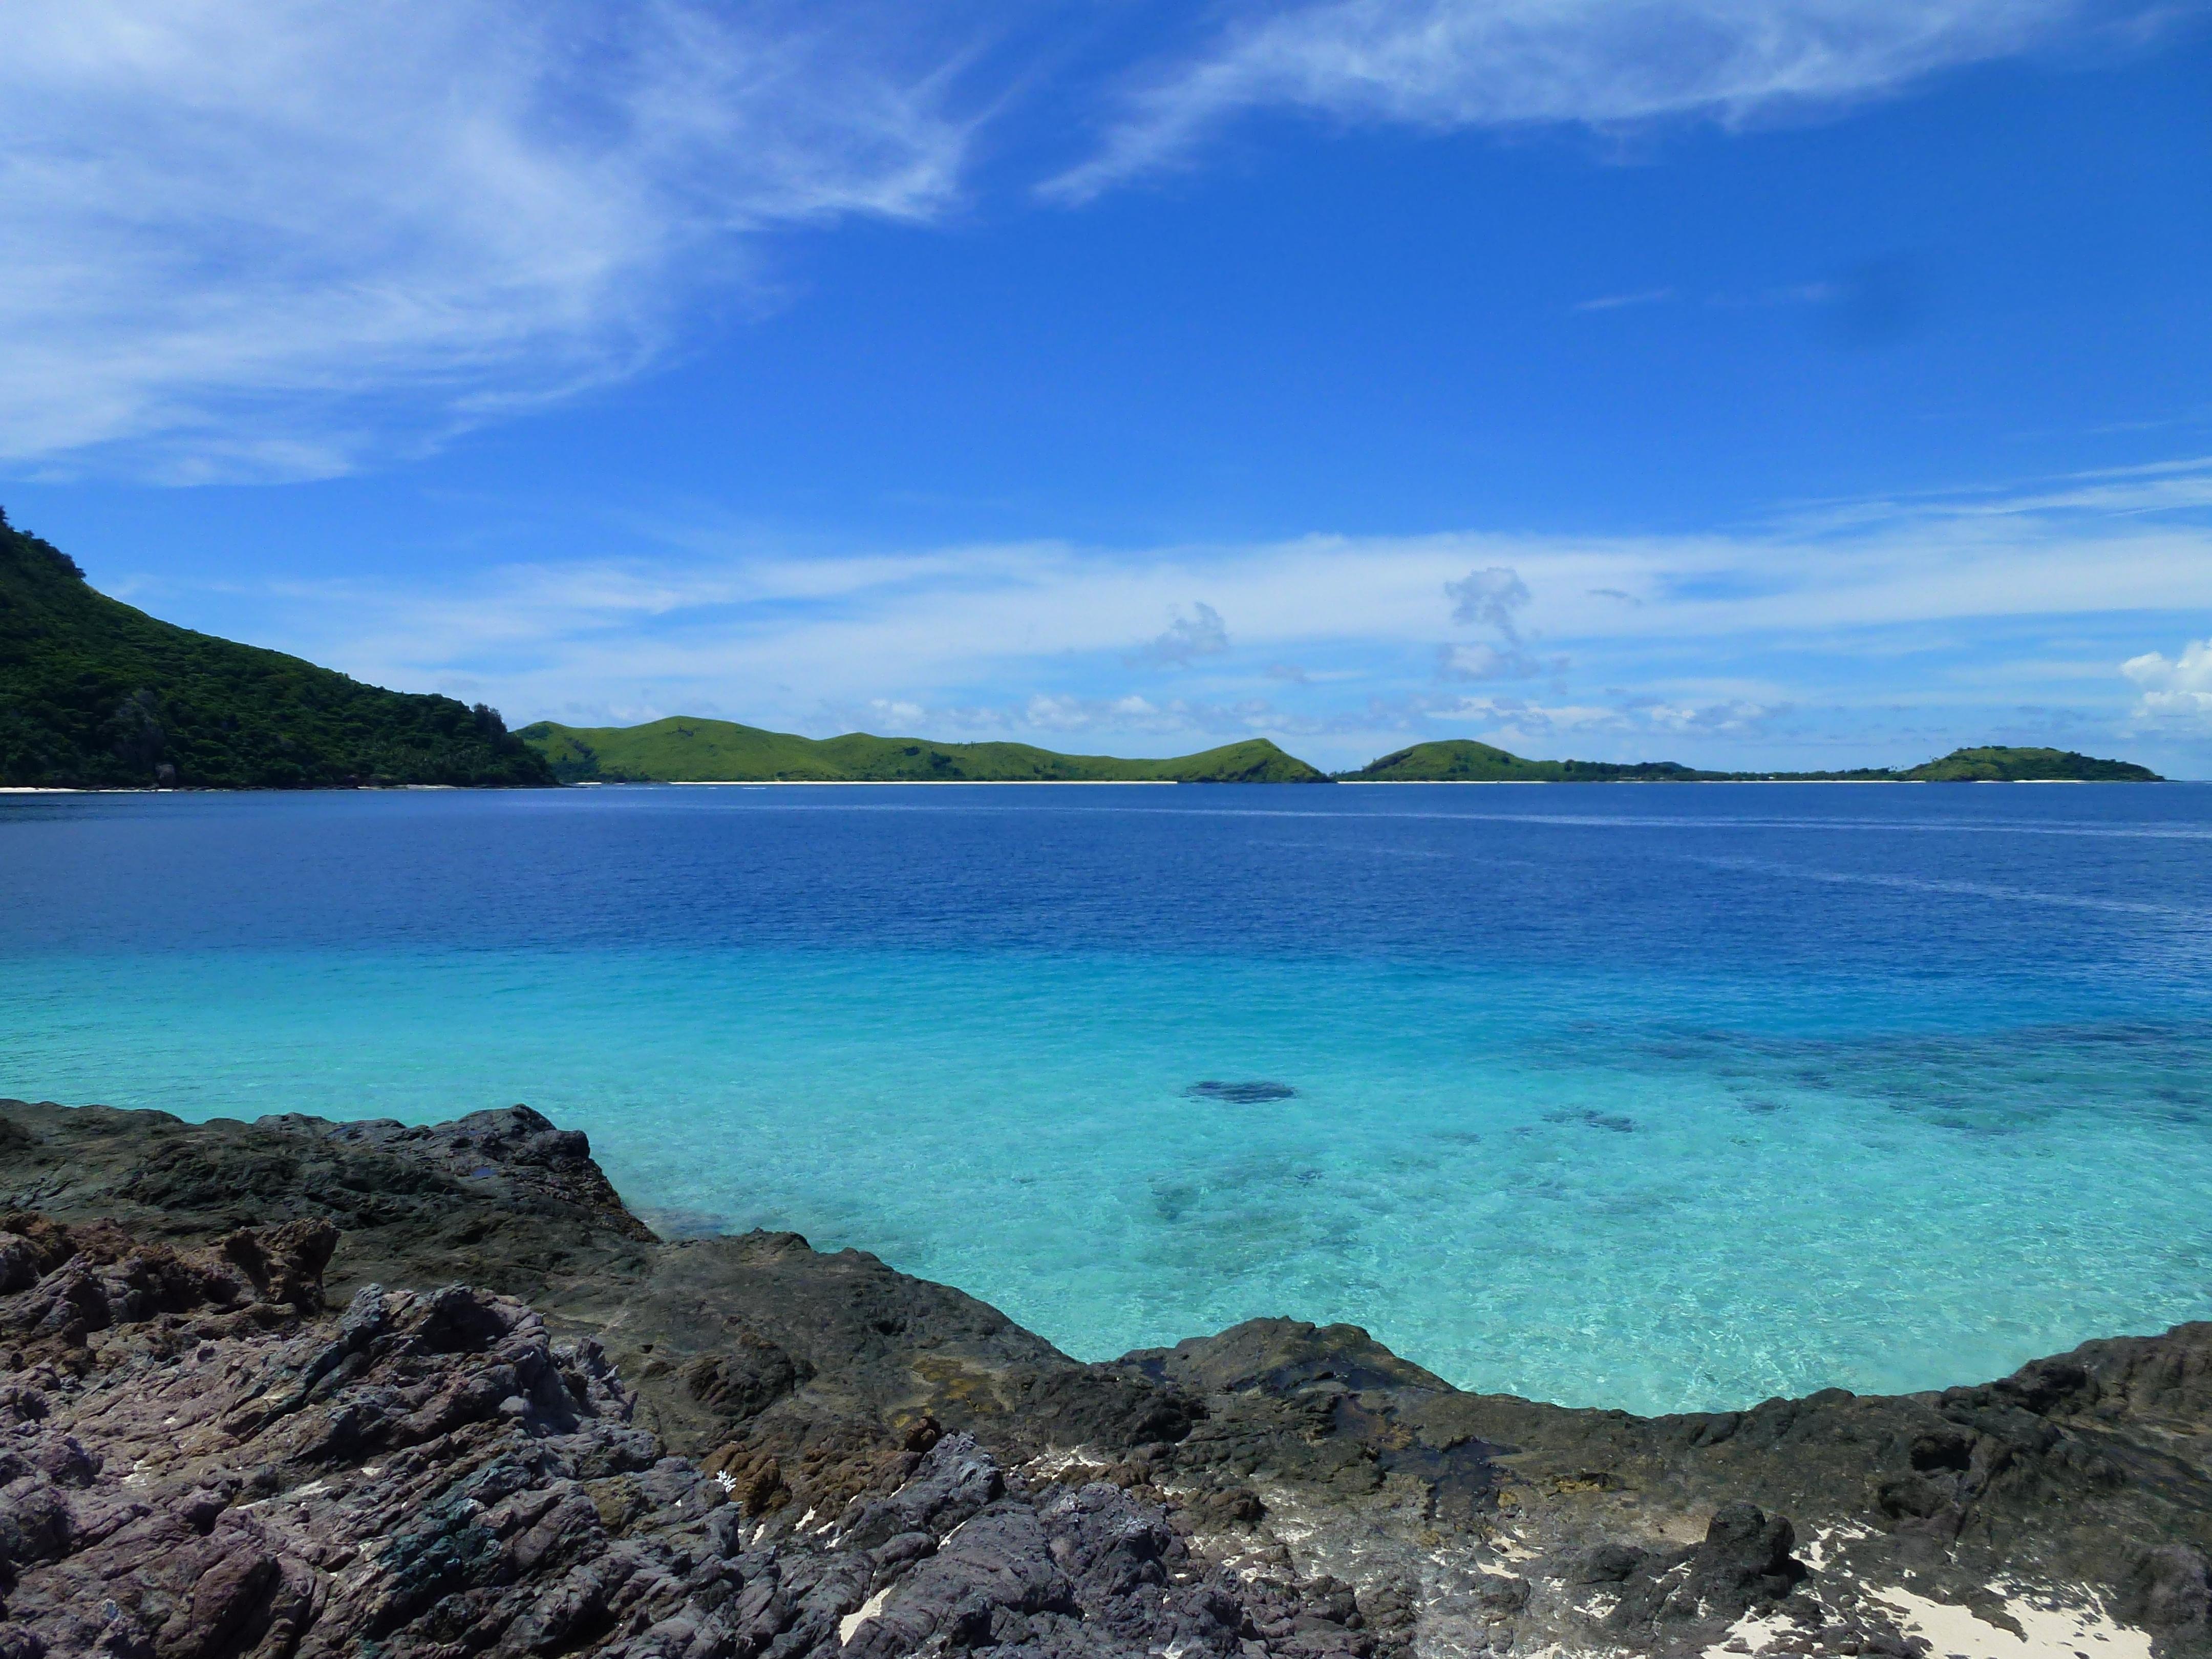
left=0, top=511, right=554, bottom=788
left=1344, top=738, right=2160, bottom=783
left=1895, top=746, right=2162, bottom=781
left=1341, top=739, right=1726, bottom=782
left=517, top=715, right=1329, bottom=783
left=5, top=501, right=2156, bottom=794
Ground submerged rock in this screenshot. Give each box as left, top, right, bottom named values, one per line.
left=1185, top=1080, right=1300, bottom=1104
left=1544, top=1107, right=1637, bottom=1133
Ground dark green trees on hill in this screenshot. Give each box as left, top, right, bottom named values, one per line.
left=1342, top=738, right=2162, bottom=782
left=0, top=511, right=554, bottom=788
left=1342, top=740, right=1728, bottom=782
left=517, top=715, right=1330, bottom=783
left=0, top=503, right=2166, bottom=792
left=1895, top=747, right=2161, bottom=782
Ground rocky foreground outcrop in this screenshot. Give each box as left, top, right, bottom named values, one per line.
left=1, top=1098, right=2206, bottom=1659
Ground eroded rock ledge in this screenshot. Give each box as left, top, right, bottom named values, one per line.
left=1, top=1098, right=2205, bottom=1659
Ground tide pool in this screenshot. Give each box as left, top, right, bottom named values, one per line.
left=4, top=782, right=2209, bottom=1413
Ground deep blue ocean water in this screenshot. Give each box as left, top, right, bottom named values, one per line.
left=4, top=782, right=2209, bottom=1414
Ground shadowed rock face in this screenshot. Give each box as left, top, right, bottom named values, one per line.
left=0, top=1214, right=1320, bottom=1658
left=0, top=1102, right=1196, bottom=1508
left=0, top=1100, right=655, bottom=1300
left=2, top=1097, right=2207, bottom=1659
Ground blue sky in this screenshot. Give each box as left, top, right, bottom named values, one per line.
left=4, top=0, right=2210, bottom=773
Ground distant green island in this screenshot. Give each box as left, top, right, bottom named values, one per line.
left=1341, top=738, right=2163, bottom=783
left=0, top=509, right=2169, bottom=790
left=516, top=716, right=1328, bottom=783
left=520, top=720, right=2161, bottom=786
left=0, top=511, right=553, bottom=788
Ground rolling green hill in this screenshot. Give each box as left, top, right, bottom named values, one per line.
left=1341, top=739, right=1725, bottom=782
left=0, top=510, right=554, bottom=789
left=1895, top=746, right=2162, bottom=782
left=1344, top=738, right=2161, bottom=783
left=516, top=716, right=1330, bottom=783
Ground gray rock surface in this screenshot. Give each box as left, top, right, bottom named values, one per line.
left=3, top=1098, right=2206, bottom=1659
left=0, top=1215, right=1357, bottom=1658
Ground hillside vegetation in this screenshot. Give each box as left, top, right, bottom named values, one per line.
left=1344, top=739, right=2160, bottom=783
left=1895, top=746, right=2161, bottom=781
left=3, top=503, right=2156, bottom=794
left=517, top=716, right=1330, bottom=783
left=0, top=511, right=553, bottom=788
left=1341, top=739, right=1725, bottom=782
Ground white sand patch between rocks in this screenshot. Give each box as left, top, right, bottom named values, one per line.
left=839, top=1587, right=892, bottom=1645
left=1701, top=1606, right=1800, bottom=1657
left=1799, top=1524, right=1873, bottom=1573
left=1867, top=1585, right=2152, bottom=1659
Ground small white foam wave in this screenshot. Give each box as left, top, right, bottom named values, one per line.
left=1685, top=855, right=2211, bottom=921
left=683, top=794, right=2212, bottom=843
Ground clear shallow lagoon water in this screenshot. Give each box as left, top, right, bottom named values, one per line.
left=4, top=782, right=2210, bottom=1414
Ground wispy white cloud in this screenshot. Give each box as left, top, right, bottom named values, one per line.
left=1049, top=0, right=2124, bottom=200
left=3, top=1, right=2182, bottom=480
left=1637, top=696, right=1786, bottom=733
left=1424, top=692, right=1783, bottom=745
left=1428, top=694, right=1629, bottom=729
left=1438, top=642, right=1543, bottom=681
left=95, top=456, right=2212, bottom=768
left=1573, top=288, right=1675, bottom=312
left=0, top=0, right=976, bottom=480
left=1010, top=692, right=1279, bottom=737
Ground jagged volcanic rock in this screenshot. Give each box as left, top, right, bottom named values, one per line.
left=2, top=1098, right=2206, bottom=1659
left=0, top=1216, right=1366, bottom=1657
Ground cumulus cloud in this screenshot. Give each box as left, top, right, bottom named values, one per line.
left=1447, top=565, right=1532, bottom=633
left=1132, top=601, right=1231, bottom=666
left=1442, top=564, right=1543, bottom=677
left=2123, top=639, right=2212, bottom=726
left=1050, top=0, right=2113, bottom=199
left=0, top=0, right=975, bottom=479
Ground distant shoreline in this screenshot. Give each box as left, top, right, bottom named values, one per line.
left=0, top=783, right=475, bottom=795
left=658, top=777, right=1180, bottom=786
left=1334, top=776, right=2101, bottom=785
left=7, top=776, right=2181, bottom=793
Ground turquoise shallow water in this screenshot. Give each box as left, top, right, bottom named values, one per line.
left=4, top=784, right=2209, bottom=1412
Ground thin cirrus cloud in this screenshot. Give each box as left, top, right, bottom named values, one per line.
left=1573, top=288, right=1677, bottom=312
left=0, top=0, right=977, bottom=481
left=1046, top=0, right=2120, bottom=200
left=0, top=0, right=2176, bottom=480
